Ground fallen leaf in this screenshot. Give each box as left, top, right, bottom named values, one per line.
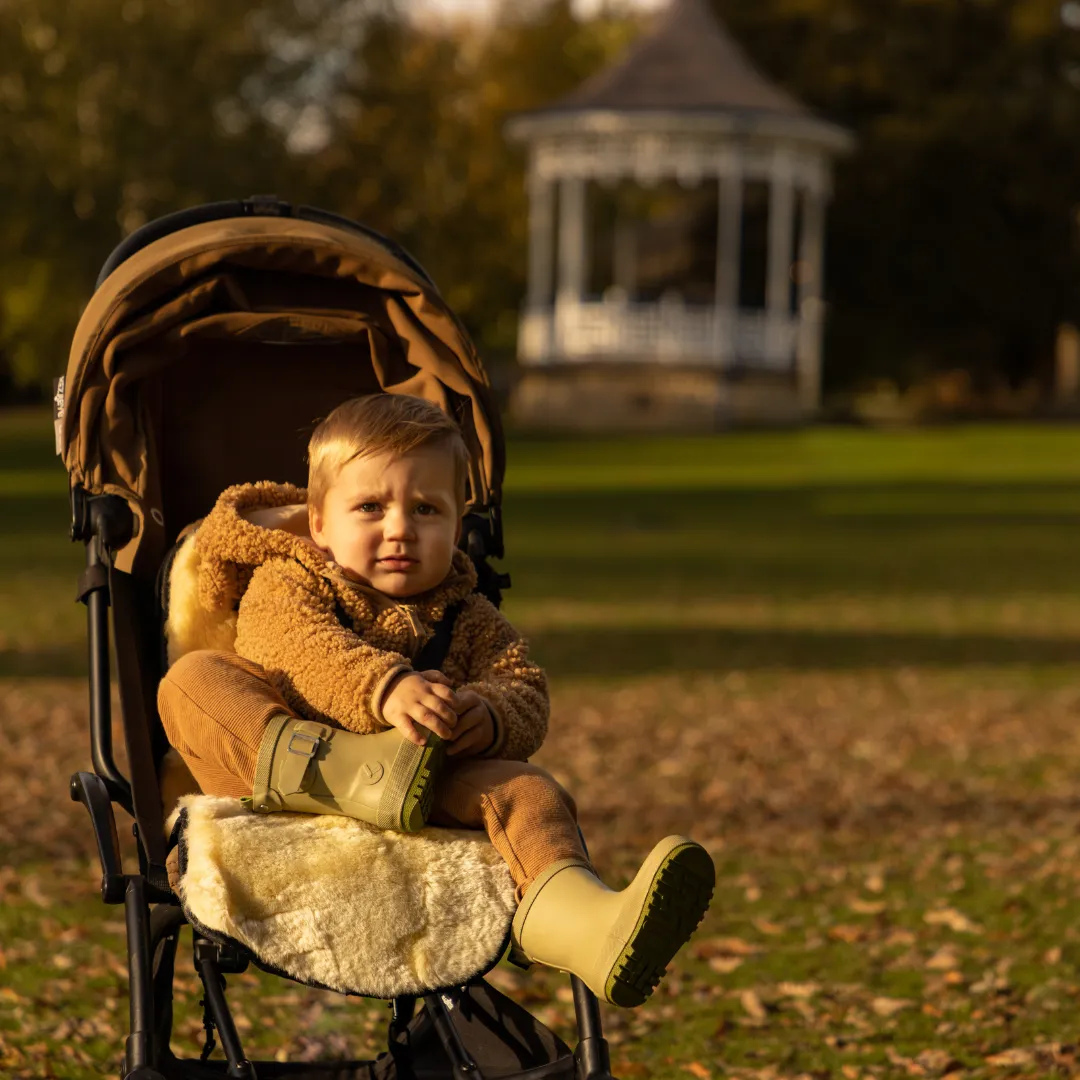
left=850, top=898, right=886, bottom=915
left=740, top=988, right=767, bottom=1022
left=778, top=981, right=820, bottom=999
left=985, top=1048, right=1035, bottom=1068
left=828, top=924, right=866, bottom=943
left=924, top=907, right=982, bottom=934
left=683, top=1063, right=712, bottom=1080
left=885, top=1047, right=923, bottom=1074
left=1044, top=946, right=1062, bottom=965
left=925, top=946, right=961, bottom=970
left=753, top=918, right=784, bottom=935
left=915, top=1048, right=963, bottom=1075
left=694, top=936, right=762, bottom=958
left=871, top=996, right=914, bottom=1017
left=707, top=956, right=743, bottom=974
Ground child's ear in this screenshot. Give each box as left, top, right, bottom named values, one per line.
left=309, top=503, right=326, bottom=547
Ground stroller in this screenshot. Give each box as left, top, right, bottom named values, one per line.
left=59, top=197, right=619, bottom=1080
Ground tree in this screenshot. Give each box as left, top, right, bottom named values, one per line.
left=0, top=0, right=391, bottom=390
left=712, top=0, right=1080, bottom=391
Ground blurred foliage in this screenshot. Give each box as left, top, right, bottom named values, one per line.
left=0, top=0, right=383, bottom=387
left=0, top=0, right=634, bottom=392
left=0, top=0, right=1078, bottom=396
left=305, top=1, right=638, bottom=365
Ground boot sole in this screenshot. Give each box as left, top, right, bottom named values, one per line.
left=605, top=842, right=715, bottom=1008
left=389, top=733, right=446, bottom=833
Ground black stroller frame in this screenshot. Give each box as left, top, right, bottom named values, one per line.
left=65, top=199, right=619, bottom=1080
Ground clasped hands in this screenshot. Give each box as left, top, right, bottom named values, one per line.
left=382, top=670, right=494, bottom=757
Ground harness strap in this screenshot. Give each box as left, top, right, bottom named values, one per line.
left=413, top=601, right=464, bottom=672
left=332, top=597, right=464, bottom=674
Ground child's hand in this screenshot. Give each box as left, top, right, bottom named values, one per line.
left=446, top=689, right=496, bottom=757
left=382, top=671, right=458, bottom=746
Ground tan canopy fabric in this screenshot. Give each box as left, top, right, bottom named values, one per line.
left=62, top=216, right=504, bottom=575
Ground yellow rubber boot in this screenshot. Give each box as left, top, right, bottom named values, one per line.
left=248, top=715, right=444, bottom=833
left=510, top=836, right=715, bottom=1007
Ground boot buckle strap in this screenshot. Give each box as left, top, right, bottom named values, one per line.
left=287, top=731, right=320, bottom=758
left=279, top=731, right=322, bottom=795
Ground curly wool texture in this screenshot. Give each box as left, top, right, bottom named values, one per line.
left=193, top=481, right=549, bottom=760
left=175, top=795, right=516, bottom=997
left=165, top=532, right=239, bottom=666
left=193, top=481, right=312, bottom=613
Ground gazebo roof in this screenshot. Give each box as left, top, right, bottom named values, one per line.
left=540, top=0, right=807, bottom=118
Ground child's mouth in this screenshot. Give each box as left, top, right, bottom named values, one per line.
left=378, top=556, right=417, bottom=571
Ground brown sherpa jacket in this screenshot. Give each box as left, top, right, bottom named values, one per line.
left=192, top=481, right=548, bottom=761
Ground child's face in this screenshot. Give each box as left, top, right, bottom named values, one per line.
left=309, top=446, right=462, bottom=598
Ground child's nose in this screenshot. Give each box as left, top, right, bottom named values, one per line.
left=384, top=508, right=415, bottom=540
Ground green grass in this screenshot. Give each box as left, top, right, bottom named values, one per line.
left=502, top=426, right=1080, bottom=681
left=12, top=415, right=1080, bottom=679
left=8, top=411, right=1080, bottom=1078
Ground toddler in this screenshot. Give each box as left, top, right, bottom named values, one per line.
left=159, top=394, right=713, bottom=1007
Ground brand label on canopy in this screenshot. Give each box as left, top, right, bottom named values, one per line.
left=52, top=376, right=65, bottom=456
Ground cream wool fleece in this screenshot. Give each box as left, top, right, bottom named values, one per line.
left=193, top=481, right=549, bottom=761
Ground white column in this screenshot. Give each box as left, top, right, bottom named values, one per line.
left=796, top=187, right=827, bottom=412
left=557, top=176, right=588, bottom=305
left=526, top=170, right=554, bottom=309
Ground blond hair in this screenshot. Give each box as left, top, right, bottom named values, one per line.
left=307, top=395, right=469, bottom=511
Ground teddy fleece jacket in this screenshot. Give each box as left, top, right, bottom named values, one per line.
left=192, top=481, right=548, bottom=761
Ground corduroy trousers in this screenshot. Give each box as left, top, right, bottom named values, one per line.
left=158, top=650, right=588, bottom=896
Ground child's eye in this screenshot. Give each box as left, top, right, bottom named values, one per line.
left=357, top=502, right=380, bottom=513
left=415, top=503, right=438, bottom=516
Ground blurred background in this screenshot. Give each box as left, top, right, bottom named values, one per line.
left=2, top=0, right=1079, bottom=414
left=6, top=2, right=1080, bottom=1078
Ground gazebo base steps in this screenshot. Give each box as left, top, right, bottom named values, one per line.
left=509, top=364, right=808, bottom=432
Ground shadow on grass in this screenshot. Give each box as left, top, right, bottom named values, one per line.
left=531, top=626, right=1080, bottom=679
left=705, top=790, right=1080, bottom=840
left=0, top=646, right=87, bottom=678
left=5, top=626, right=1080, bottom=682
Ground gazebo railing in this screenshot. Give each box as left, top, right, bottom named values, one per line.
left=520, top=300, right=800, bottom=370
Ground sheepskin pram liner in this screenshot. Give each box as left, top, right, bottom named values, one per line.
left=174, top=796, right=516, bottom=998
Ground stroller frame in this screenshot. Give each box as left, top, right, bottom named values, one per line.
left=64, top=200, right=620, bottom=1080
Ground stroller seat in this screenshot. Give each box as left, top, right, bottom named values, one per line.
left=60, top=198, right=616, bottom=1079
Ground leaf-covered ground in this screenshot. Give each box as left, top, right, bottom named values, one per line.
left=7, top=415, right=1080, bottom=1077
left=6, top=671, right=1080, bottom=1078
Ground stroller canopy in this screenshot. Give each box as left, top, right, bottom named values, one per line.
left=61, top=207, right=504, bottom=575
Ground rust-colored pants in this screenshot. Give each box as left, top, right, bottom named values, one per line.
left=158, top=650, right=587, bottom=895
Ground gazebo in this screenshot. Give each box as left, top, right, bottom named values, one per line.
left=506, top=0, right=853, bottom=428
